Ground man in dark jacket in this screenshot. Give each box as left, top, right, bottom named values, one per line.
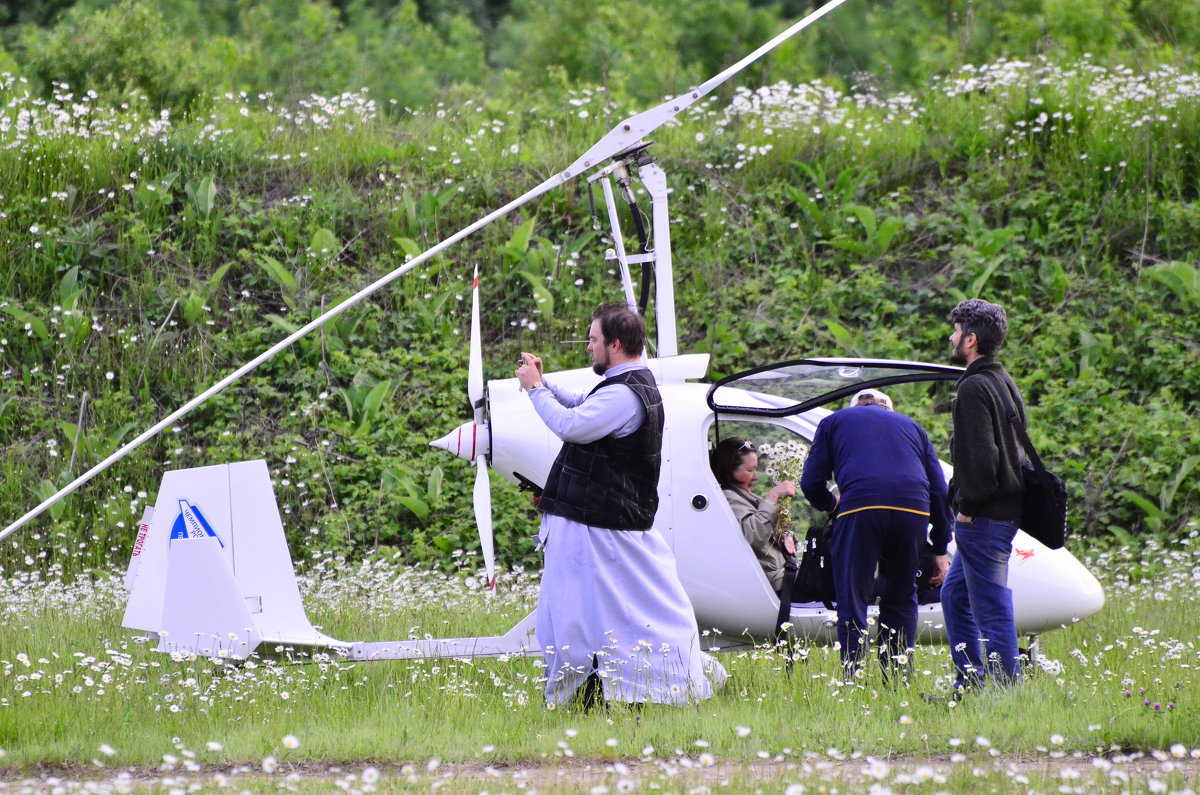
left=942, top=298, right=1026, bottom=692
left=800, top=389, right=953, bottom=678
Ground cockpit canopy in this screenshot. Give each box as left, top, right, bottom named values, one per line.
left=706, top=358, right=965, bottom=418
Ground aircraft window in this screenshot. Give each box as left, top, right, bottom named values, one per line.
left=707, top=358, right=962, bottom=418
left=713, top=378, right=956, bottom=457
left=708, top=419, right=828, bottom=525
left=712, top=420, right=812, bottom=450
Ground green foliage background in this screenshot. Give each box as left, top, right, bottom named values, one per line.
left=0, top=0, right=1197, bottom=575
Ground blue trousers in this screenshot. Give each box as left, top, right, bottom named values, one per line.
left=831, top=509, right=928, bottom=672
left=940, top=516, right=1021, bottom=688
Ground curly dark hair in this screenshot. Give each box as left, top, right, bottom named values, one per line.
left=950, top=299, right=1008, bottom=357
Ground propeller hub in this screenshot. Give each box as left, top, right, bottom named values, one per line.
left=430, top=421, right=491, bottom=462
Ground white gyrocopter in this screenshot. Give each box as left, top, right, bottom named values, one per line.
left=2, top=0, right=1104, bottom=662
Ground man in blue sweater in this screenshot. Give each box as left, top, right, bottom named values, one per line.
left=801, top=389, right=953, bottom=677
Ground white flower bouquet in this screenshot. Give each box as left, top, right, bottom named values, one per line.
left=758, top=439, right=810, bottom=545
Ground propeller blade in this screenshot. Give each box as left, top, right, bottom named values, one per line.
left=468, top=266, right=484, bottom=426
left=473, top=454, right=496, bottom=590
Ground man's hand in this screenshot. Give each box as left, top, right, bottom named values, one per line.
left=956, top=513, right=973, bottom=523
left=928, top=554, right=950, bottom=587
left=520, top=352, right=543, bottom=377
left=516, top=352, right=544, bottom=391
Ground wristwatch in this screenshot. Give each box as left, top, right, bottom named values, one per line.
left=531, top=381, right=544, bottom=390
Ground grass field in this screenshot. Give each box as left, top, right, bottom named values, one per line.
left=2, top=533, right=1198, bottom=792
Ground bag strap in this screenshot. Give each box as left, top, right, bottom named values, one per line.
left=774, top=556, right=799, bottom=639
left=773, top=554, right=799, bottom=672
left=992, top=376, right=1049, bottom=477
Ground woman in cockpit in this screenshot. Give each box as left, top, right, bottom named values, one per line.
left=710, top=437, right=797, bottom=595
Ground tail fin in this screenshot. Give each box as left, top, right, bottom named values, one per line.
left=122, top=460, right=349, bottom=658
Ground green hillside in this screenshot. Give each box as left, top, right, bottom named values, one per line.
left=0, top=1, right=1197, bottom=575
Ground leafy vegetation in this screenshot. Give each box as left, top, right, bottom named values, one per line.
left=0, top=1, right=1197, bottom=577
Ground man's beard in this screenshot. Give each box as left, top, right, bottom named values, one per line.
left=592, top=349, right=611, bottom=376
left=949, top=338, right=968, bottom=365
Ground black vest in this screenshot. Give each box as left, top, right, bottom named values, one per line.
left=538, top=368, right=664, bottom=530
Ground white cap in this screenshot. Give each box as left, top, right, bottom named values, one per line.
left=852, top=388, right=893, bottom=411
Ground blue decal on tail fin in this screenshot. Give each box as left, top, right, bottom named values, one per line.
left=169, top=500, right=225, bottom=547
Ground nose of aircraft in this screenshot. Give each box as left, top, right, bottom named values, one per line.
left=430, top=420, right=491, bottom=462
left=1011, top=543, right=1106, bottom=633
left=1049, top=550, right=1105, bottom=614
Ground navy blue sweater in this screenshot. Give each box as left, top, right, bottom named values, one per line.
left=800, top=404, right=953, bottom=555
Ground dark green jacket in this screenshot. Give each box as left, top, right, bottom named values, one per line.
left=950, top=357, right=1026, bottom=520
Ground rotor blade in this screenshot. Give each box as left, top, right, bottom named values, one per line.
left=0, top=175, right=560, bottom=544
left=468, top=265, right=484, bottom=426
left=1, top=0, right=850, bottom=543
left=474, top=454, right=496, bottom=591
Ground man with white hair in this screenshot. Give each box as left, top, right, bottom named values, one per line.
left=852, top=388, right=893, bottom=411
left=800, top=388, right=952, bottom=678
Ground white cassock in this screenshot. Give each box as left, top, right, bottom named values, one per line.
left=530, top=363, right=727, bottom=706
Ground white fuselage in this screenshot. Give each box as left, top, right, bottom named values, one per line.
left=437, top=354, right=1105, bottom=645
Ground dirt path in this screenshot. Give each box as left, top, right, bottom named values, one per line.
left=3, top=753, right=1199, bottom=792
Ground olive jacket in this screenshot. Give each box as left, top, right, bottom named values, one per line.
left=723, top=486, right=786, bottom=592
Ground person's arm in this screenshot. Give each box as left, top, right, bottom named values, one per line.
left=726, top=490, right=780, bottom=551
left=515, top=352, right=588, bottom=408
left=922, top=432, right=953, bottom=556
left=922, top=431, right=954, bottom=586
left=950, top=378, right=1001, bottom=519
left=542, top=378, right=588, bottom=408
left=529, top=383, right=643, bottom=443
left=799, top=421, right=838, bottom=514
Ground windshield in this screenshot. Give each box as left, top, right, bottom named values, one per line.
left=706, top=358, right=964, bottom=418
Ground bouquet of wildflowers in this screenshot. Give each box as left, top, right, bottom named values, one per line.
left=758, top=440, right=810, bottom=546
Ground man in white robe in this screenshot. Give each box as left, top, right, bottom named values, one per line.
left=516, top=303, right=723, bottom=707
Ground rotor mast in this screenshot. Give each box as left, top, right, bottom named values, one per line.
left=588, top=144, right=678, bottom=357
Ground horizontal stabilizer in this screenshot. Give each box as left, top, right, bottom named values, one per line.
left=348, top=610, right=538, bottom=661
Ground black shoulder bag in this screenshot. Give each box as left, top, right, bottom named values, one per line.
left=999, top=389, right=1069, bottom=550
left=775, top=521, right=836, bottom=643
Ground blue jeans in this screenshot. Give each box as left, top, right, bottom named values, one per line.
left=940, top=517, right=1021, bottom=688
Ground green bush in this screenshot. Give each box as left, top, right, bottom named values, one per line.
left=15, top=0, right=210, bottom=108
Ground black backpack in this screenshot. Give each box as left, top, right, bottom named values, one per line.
left=792, top=522, right=836, bottom=607
left=775, top=522, right=835, bottom=642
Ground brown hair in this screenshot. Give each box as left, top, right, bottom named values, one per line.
left=710, top=437, right=754, bottom=489
left=591, top=302, right=646, bottom=357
